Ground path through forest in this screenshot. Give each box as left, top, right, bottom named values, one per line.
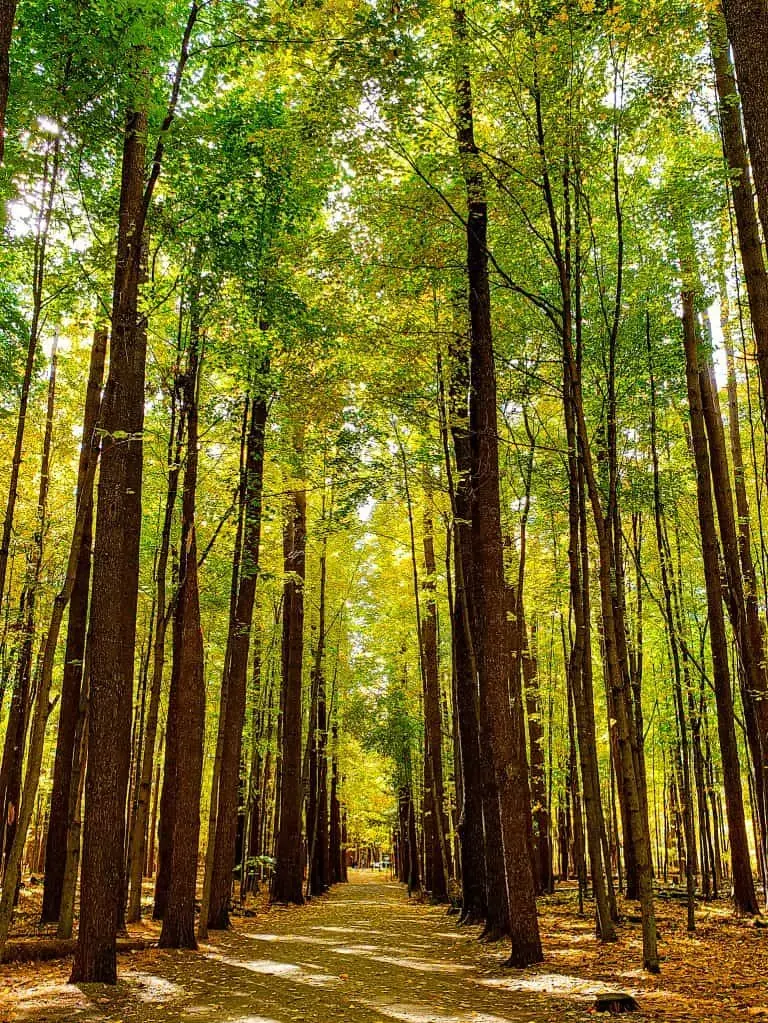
left=4, top=872, right=614, bottom=1023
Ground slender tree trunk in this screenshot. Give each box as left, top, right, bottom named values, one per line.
left=329, top=724, right=342, bottom=885
left=57, top=676, right=88, bottom=940
left=647, top=312, right=696, bottom=931
left=1, top=341, right=57, bottom=874
left=709, top=9, right=768, bottom=429
left=516, top=420, right=553, bottom=895
left=564, top=367, right=617, bottom=940
left=441, top=335, right=487, bottom=924
left=699, top=352, right=768, bottom=878
left=132, top=398, right=184, bottom=922
left=0, top=0, right=17, bottom=165
left=421, top=498, right=452, bottom=901
left=159, top=303, right=205, bottom=950
left=309, top=538, right=329, bottom=897
left=271, top=451, right=306, bottom=906
left=208, top=383, right=268, bottom=928
left=451, top=0, right=541, bottom=967
left=723, top=296, right=768, bottom=889
left=41, top=327, right=106, bottom=923
left=720, top=0, right=768, bottom=244
left=0, top=356, right=104, bottom=953
left=198, top=396, right=250, bottom=938
left=680, top=286, right=758, bottom=915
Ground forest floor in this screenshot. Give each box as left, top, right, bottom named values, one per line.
left=2, top=871, right=768, bottom=1022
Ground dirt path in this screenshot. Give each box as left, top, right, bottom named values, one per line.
left=4, top=873, right=609, bottom=1023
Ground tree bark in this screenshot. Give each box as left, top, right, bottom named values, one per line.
left=271, top=449, right=306, bottom=906
left=441, top=335, right=487, bottom=924
left=70, top=102, right=149, bottom=984
left=420, top=499, right=452, bottom=901
left=680, top=286, right=758, bottom=915
left=0, top=0, right=17, bottom=164
left=720, top=0, right=768, bottom=245
left=132, top=395, right=184, bottom=922
left=159, top=304, right=205, bottom=950
left=207, top=384, right=268, bottom=927
left=1, top=340, right=57, bottom=874
left=451, top=0, right=541, bottom=967
left=41, top=327, right=106, bottom=923
left=709, top=9, right=768, bottom=425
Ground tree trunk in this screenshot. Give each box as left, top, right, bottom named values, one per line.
left=72, top=9, right=197, bottom=975
left=198, top=395, right=250, bottom=938
left=709, top=9, right=768, bottom=427
left=329, top=725, right=342, bottom=885
left=647, top=312, right=696, bottom=931
left=70, top=103, right=149, bottom=984
left=41, top=327, right=106, bottom=923
left=441, top=334, right=487, bottom=924
left=159, top=305, right=205, bottom=950
left=308, top=539, right=329, bottom=897
left=271, top=456, right=306, bottom=906
left=132, top=425, right=183, bottom=922
left=699, top=350, right=768, bottom=880
left=1, top=340, right=57, bottom=874
left=207, top=384, right=268, bottom=928
left=451, top=0, right=541, bottom=967
left=420, top=499, right=452, bottom=902
left=720, top=0, right=768, bottom=245
left=680, top=286, right=758, bottom=915
left=0, top=353, right=103, bottom=953
left=0, top=0, right=17, bottom=164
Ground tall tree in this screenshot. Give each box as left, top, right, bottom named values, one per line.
left=271, top=434, right=307, bottom=906
left=41, top=326, right=106, bottom=923
left=451, top=0, right=542, bottom=967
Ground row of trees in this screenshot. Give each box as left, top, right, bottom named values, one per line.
left=1, top=0, right=768, bottom=987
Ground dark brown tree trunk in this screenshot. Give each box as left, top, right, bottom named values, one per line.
left=1, top=341, right=57, bottom=873
left=420, top=500, right=452, bottom=902
left=72, top=8, right=197, bottom=977
left=271, top=456, right=306, bottom=906
left=135, top=397, right=184, bottom=923
left=329, top=724, right=343, bottom=885
left=722, top=296, right=768, bottom=887
left=309, top=541, right=329, bottom=897
left=515, top=420, right=553, bottom=895
left=567, top=665, right=587, bottom=913
left=720, top=0, right=768, bottom=244
left=57, top=676, right=88, bottom=940
left=70, top=104, right=149, bottom=985
left=680, top=286, right=758, bottom=915
left=41, top=327, right=106, bottom=923
left=398, top=775, right=420, bottom=894
left=709, top=9, right=768, bottom=422
left=198, top=395, right=250, bottom=937
left=451, top=0, right=541, bottom=967
left=208, top=385, right=268, bottom=928
left=159, top=307, right=205, bottom=950
left=441, top=335, right=487, bottom=924
left=647, top=312, right=696, bottom=931
left=699, top=351, right=768, bottom=879
left=553, top=141, right=656, bottom=962
left=0, top=0, right=17, bottom=165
